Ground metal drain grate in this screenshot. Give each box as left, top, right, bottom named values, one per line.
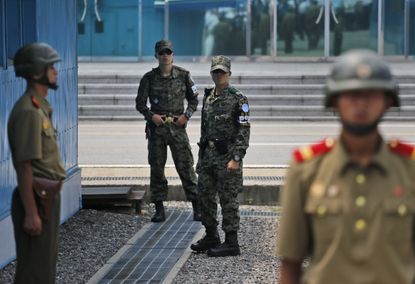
left=97, top=210, right=201, bottom=283
left=82, top=176, right=285, bottom=182
left=239, top=210, right=280, bottom=217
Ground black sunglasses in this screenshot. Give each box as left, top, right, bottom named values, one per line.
left=158, top=49, right=173, bottom=56
left=211, top=69, right=228, bottom=74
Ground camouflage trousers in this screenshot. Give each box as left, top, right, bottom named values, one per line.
left=198, top=149, right=242, bottom=232
left=148, top=123, right=198, bottom=202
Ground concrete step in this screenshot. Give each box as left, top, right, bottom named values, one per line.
left=78, top=93, right=415, bottom=106
left=78, top=74, right=415, bottom=85
left=78, top=83, right=415, bottom=96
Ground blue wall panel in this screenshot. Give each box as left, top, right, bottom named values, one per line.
left=36, top=0, right=78, bottom=173
left=0, top=71, right=25, bottom=221
left=0, top=0, right=80, bottom=268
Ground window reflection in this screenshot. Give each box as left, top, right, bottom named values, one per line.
left=251, top=0, right=271, bottom=55
left=170, top=1, right=247, bottom=56
left=331, top=0, right=377, bottom=56
left=277, top=0, right=324, bottom=56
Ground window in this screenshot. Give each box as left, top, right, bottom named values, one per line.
left=6, top=0, right=22, bottom=65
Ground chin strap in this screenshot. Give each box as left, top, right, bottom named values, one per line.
left=32, top=67, right=59, bottom=90
left=341, top=116, right=383, bottom=137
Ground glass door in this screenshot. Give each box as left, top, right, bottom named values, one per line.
left=329, top=0, right=378, bottom=56
left=383, top=0, right=405, bottom=55
left=276, top=0, right=325, bottom=56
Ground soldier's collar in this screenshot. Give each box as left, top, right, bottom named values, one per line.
left=27, top=89, right=52, bottom=115
left=336, top=138, right=388, bottom=176
left=171, top=66, right=178, bottom=78
left=155, top=66, right=178, bottom=79
left=213, top=86, right=230, bottom=97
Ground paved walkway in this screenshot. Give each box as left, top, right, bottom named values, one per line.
left=79, top=61, right=415, bottom=77
left=87, top=210, right=202, bottom=284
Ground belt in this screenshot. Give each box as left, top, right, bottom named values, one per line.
left=160, top=115, right=179, bottom=124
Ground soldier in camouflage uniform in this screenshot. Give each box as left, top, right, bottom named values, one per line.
left=190, top=56, right=250, bottom=257
left=135, top=40, right=200, bottom=222
left=8, top=43, right=66, bottom=284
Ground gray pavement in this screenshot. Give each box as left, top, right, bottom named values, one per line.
left=78, top=61, right=415, bottom=77
left=79, top=120, right=415, bottom=167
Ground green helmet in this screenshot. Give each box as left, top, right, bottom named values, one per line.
left=13, top=42, right=61, bottom=78
left=325, top=49, right=399, bottom=108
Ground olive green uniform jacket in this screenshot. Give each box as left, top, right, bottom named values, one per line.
left=8, top=89, right=66, bottom=284
left=278, top=138, right=415, bottom=284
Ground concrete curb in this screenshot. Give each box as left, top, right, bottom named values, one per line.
left=81, top=166, right=287, bottom=205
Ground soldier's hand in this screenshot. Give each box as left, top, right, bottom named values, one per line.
left=175, top=114, right=188, bottom=127
left=24, top=213, right=42, bottom=236
left=151, top=114, right=164, bottom=126
left=227, top=160, right=240, bottom=172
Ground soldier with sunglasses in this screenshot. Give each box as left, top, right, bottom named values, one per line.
left=135, top=40, right=200, bottom=222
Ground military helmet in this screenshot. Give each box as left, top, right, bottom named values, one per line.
left=325, top=49, right=399, bottom=108
left=13, top=42, right=61, bottom=78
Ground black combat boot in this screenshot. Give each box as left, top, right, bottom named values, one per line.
left=151, top=201, right=165, bottom=222
left=207, top=231, right=240, bottom=257
left=190, top=226, right=221, bottom=252
left=191, top=200, right=201, bottom=221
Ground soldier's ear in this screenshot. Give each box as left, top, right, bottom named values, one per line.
left=332, top=96, right=340, bottom=110
left=154, top=53, right=158, bottom=59
left=385, top=94, right=393, bottom=110
left=229, top=71, right=232, bottom=77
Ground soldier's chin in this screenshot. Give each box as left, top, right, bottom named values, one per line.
left=342, top=121, right=379, bottom=136
left=48, top=83, right=59, bottom=90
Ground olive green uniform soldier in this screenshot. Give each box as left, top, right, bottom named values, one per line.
left=278, top=49, right=415, bottom=284
left=8, top=43, right=66, bottom=284
left=190, top=56, right=250, bottom=257
left=135, top=40, right=200, bottom=222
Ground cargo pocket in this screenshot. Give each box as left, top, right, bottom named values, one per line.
left=383, top=199, right=415, bottom=243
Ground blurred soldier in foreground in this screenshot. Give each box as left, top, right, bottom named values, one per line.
left=135, top=40, right=200, bottom=222
left=8, top=43, right=66, bottom=284
left=278, top=49, right=415, bottom=284
left=190, top=56, right=250, bottom=257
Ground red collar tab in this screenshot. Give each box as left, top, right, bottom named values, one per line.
left=293, top=138, right=335, bottom=163
left=388, top=140, right=415, bottom=159
left=31, top=95, right=41, bottom=109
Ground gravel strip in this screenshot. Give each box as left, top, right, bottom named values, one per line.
left=0, top=202, right=282, bottom=284
left=0, top=208, right=151, bottom=284
left=173, top=204, right=281, bottom=284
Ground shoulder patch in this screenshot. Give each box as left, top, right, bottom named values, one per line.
left=173, top=65, right=188, bottom=73
left=228, top=86, right=242, bottom=96
left=31, top=95, right=41, bottom=109
left=388, top=140, right=415, bottom=159
left=293, top=138, right=335, bottom=163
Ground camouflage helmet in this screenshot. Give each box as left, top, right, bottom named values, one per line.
left=13, top=42, right=61, bottom=78
left=325, top=49, right=399, bottom=108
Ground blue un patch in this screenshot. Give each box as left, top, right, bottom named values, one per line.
left=242, top=103, right=249, bottom=113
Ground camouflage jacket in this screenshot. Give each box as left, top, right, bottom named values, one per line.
left=200, top=86, right=250, bottom=160
left=135, top=65, right=199, bottom=121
